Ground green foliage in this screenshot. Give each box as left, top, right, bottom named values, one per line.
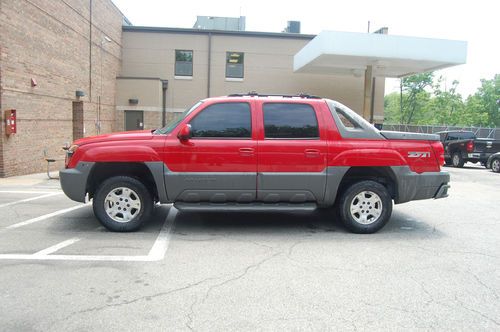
left=384, top=73, right=500, bottom=127
left=400, top=72, right=434, bottom=124
left=467, top=74, right=500, bottom=126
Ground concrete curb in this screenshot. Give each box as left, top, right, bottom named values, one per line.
left=0, top=172, right=61, bottom=188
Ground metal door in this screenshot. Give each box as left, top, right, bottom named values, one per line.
left=125, top=110, right=144, bottom=131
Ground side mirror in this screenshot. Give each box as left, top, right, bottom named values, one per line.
left=177, top=124, right=192, bottom=141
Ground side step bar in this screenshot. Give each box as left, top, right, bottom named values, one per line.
left=174, top=202, right=318, bottom=212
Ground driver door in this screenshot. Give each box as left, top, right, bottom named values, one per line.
left=163, top=101, right=257, bottom=203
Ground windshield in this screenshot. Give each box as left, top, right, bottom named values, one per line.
left=153, top=101, right=203, bottom=135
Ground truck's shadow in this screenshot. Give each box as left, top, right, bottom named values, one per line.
left=50, top=204, right=445, bottom=239
left=443, top=164, right=486, bottom=170
left=172, top=207, right=445, bottom=239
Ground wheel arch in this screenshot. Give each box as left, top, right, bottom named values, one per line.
left=86, top=162, right=165, bottom=202
left=330, top=166, right=398, bottom=206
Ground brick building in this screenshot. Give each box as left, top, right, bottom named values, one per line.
left=0, top=0, right=124, bottom=177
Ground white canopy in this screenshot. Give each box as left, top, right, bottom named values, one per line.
left=294, top=31, right=467, bottom=78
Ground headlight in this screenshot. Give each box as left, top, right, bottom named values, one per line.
left=65, top=144, right=79, bottom=167
left=68, top=144, right=79, bottom=154
left=66, top=144, right=79, bottom=159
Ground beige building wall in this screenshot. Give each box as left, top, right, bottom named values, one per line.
left=0, top=0, right=124, bottom=177
left=117, top=28, right=385, bottom=131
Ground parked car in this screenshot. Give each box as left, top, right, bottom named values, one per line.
left=486, top=152, right=500, bottom=173
left=60, top=93, right=450, bottom=234
left=437, top=130, right=500, bottom=167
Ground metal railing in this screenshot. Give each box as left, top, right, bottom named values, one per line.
left=382, top=124, right=500, bottom=139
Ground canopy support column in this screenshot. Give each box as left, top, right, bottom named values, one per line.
left=363, top=65, right=373, bottom=121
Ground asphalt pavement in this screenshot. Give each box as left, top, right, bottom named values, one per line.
left=0, top=165, right=498, bottom=331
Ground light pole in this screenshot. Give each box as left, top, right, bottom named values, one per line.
left=97, top=35, right=112, bottom=135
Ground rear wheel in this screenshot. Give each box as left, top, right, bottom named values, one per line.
left=93, top=176, right=153, bottom=232
left=339, top=181, right=393, bottom=234
left=452, top=152, right=464, bottom=168
left=492, top=158, right=500, bottom=173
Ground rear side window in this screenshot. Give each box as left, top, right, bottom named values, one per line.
left=190, top=102, right=251, bottom=138
left=446, top=132, right=475, bottom=141
left=263, top=103, right=319, bottom=139
left=335, top=107, right=361, bottom=129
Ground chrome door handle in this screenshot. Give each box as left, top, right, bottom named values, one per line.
left=239, top=147, right=255, bottom=156
left=304, top=149, right=320, bottom=158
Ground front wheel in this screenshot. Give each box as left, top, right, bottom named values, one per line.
left=93, top=176, right=153, bottom=232
left=339, top=181, right=393, bottom=234
left=492, top=158, right=500, bottom=173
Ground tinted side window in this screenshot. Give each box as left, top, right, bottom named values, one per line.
left=459, top=132, right=475, bottom=140
left=190, top=103, right=251, bottom=138
left=263, top=103, right=319, bottom=139
left=446, top=132, right=474, bottom=141
left=335, top=107, right=361, bottom=129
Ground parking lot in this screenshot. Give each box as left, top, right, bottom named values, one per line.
left=0, top=165, right=498, bottom=330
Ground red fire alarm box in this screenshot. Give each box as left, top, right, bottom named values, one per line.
left=4, top=109, right=17, bottom=135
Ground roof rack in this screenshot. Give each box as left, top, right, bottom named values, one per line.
left=227, top=92, right=321, bottom=99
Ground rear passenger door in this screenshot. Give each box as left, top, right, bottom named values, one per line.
left=256, top=102, right=327, bottom=203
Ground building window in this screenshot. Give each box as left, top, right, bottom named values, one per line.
left=226, top=52, right=244, bottom=79
left=190, top=102, right=251, bottom=138
left=263, top=103, right=319, bottom=139
left=175, top=50, right=193, bottom=76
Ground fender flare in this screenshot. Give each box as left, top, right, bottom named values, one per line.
left=330, top=149, right=406, bottom=167
left=80, top=145, right=162, bottom=162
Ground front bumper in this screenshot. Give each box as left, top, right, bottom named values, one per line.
left=59, top=162, right=94, bottom=203
left=393, top=167, right=450, bottom=204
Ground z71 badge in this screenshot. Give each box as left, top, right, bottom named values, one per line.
left=408, top=151, right=430, bottom=158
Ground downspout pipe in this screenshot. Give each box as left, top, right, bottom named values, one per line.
left=207, top=32, right=212, bottom=98
left=161, top=80, right=168, bottom=127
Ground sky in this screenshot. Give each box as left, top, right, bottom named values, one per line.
left=111, top=0, right=499, bottom=98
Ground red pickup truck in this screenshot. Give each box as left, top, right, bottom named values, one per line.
left=60, top=94, right=449, bottom=234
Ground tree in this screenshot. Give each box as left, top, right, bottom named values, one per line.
left=400, top=72, right=434, bottom=124
left=383, top=92, right=401, bottom=124
left=465, top=74, right=500, bottom=126
left=424, top=78, right=466, bottom=125
left=384, top=73, right=499, bottom=127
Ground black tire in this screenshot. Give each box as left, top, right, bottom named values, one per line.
left=444, top=159, right=452, bottom=166
left=93, top=176, right=153, bottom=232
left=339, top=180, right=393, bottom=234
left=492, top=158, right=500, bottom=173
left=452, top=152, right=464, bottom=168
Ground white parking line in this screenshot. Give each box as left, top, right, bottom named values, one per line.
left=33, top=238, right=81, bottom=256
left=148, top=207, right=178, bottom=260
left=0, top=190, right=60, bottom=194
left=6, top=203, right=91, bottom=230
left=0, top=253, right=159, bottom=262
left=0, top=192, right=62, bottom=208
left=0, top=207, right=177, bottom=262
